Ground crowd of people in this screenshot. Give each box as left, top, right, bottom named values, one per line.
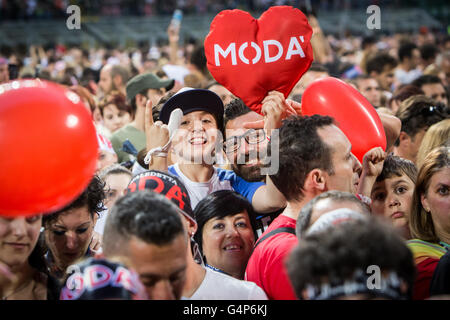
left=0, top=0, right=315, bottom=20
left=0, top=6, right=449, bottom=301
left=2, top=0, right=401, bottom=20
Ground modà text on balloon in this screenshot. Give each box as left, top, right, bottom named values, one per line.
left=213, top=36, right=307, bottom=67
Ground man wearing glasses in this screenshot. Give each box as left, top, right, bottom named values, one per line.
left=223, top=92, right=301, bottom=235
left=224, top=102, right=267, bottom=183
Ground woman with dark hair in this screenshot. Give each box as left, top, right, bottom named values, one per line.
left=407, top=146, right=450, bottom=300
left=43, top=175, right=106, bottom=281
left=194, top=190, right=257, bottom=280
left=0, top=215, right=59, bottom=299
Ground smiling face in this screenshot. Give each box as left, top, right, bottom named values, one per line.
left=172, top=111, right=220, bottom=164
left=44, top=207, right=95, bottom=270
left=0, top=216, right=42, bottom=268
left=421, top=167, right=450, bottom=241
left=225, top=112, right=266, bottom=182
left=201, top=211, right=255, bottom=278
left=371, top=174, right=415, bottom=229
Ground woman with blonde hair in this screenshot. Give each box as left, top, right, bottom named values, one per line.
left=416, top=119, right=450, bottom=169
left=407, top=146, right=450, bottom=300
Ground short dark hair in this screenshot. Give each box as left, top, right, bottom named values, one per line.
left=223, top=98, right=252, bottom=129
left=103, top=190, right=185, bottom=256
left=43, top=175, right=106, bottom=225
left=287, top=217, right=416, bottom=300
left=366, top=53, right=398, bottom=74
left=296, top=191, right=369, bottom=238
left=269, top=115, right=335, bottom=202
left=419, top=44, right=438, bottom=62
left=193, top=190, right=257, bottom=255
left=411, top=75, right=445, bottom=90
left=375, top=154, right=417, bottom=184
left=398, top=42, right=418, bottom=62
left=396, top=95, right=448, bottom=139
left=190, top=45, right=208, bottom=76
left=361, top=36, right=376, bottom=50
left=389, top=84, right=424, bottom=107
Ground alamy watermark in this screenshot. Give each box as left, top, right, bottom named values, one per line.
left=366, top=5, right=381, bottom=30
left=66, top=5, right=81, bottom=30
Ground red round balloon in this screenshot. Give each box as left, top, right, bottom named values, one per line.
left=301, top=77, right=386, bottom=163
left=0, top=80, right=98, bottom=217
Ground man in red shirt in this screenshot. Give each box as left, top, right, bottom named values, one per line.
left=245, top=115, right=362, bottom=299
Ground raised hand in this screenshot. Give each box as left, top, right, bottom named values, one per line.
left=362, top=146, right=386, bottom=178
left=145, top=99, right=170, bottom=154
left=243, top=91, right=297, bottom=136
left=357, top=146, right=386, bottom=197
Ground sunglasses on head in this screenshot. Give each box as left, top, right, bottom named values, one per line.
left=406, top=104, right=447, bottom=119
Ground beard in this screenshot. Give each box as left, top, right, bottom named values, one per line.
left=232, top=162, right=264, bottom=182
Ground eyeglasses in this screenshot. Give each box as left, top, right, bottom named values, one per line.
left=223, top=129, right=266, bottom=153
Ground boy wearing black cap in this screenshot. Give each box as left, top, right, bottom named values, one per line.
left=144, top=87, right=286, bottom=213
left=110, top=73, right=174, bottom=163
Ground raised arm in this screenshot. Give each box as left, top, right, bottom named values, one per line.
left=144, top=100, right=170, bottom=172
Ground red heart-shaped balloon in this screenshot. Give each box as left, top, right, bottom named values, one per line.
left=205, top=6, right=313, bottom=114
left=302, top=77, right=387, bottom=163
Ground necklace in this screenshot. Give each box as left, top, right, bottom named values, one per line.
left=1, top=277, right=34, bottom=300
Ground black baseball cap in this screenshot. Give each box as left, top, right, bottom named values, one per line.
left=159, top=87, right=224, bottom=132
left=125, top=170, right=196, bottom=225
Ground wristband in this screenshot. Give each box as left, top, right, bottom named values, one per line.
left=144, top=141, right=171, bottom=165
